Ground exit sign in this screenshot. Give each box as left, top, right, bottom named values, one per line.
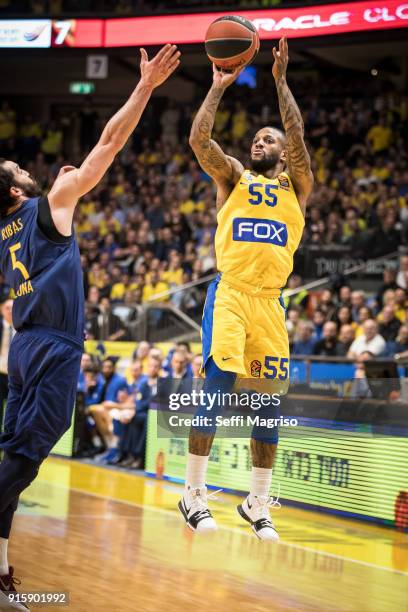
left=69, top=81, right=95, bottom=94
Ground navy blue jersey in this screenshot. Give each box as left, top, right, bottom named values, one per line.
left=0, top=196, right=84, bottom=341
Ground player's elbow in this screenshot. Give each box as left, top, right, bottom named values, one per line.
left=189, top=131, right=199, bottom=149
left=107, top=135, right=125, bottom=154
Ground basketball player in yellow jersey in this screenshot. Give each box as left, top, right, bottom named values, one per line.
left=178, top=38, right=313, bottom=540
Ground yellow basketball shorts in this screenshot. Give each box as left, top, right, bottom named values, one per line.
left=201, top=273, right=290, bottom=381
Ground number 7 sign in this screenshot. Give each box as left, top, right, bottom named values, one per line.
left=86, top=55, right=108, bottom=79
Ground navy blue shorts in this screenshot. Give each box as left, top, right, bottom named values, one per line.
left=0, top=325, right=83, bottom=462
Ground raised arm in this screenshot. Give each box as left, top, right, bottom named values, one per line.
left=189, top=65, right=243, bottom=208
left=273, top=38, right=313, bottom=214
left=48, top=44, right=180, bottom=234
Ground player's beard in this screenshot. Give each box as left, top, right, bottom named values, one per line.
left=250, top=151, right=281, bottom=174
left=18, top=175, right=42, bottom=198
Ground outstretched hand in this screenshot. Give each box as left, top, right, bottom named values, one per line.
left=272, top=37, right=289, bottom=82
left=212, top=63, right=242, bottom=90
left=140, top=44, right=181, bottom=89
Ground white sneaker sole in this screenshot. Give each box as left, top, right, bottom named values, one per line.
left=237, top=504, right=279, bottom=542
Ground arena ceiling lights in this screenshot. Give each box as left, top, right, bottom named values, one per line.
left=0, top=1, right=407, bottom=49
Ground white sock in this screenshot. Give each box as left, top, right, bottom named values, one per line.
left=107, top=435, right=118, bottom=449
left=185, top=453, right=209, bottom=492
left=249, top=467, right=273, bottom=498
left=0, top=538, right=8, bottom=576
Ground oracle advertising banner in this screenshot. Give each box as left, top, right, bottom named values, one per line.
left=104, top=1, right=408, bottom=46
left=0, top=1, right=407, bottom=48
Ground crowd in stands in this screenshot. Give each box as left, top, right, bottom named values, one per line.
left=287, top=263, right=408, bottom=360
left=77, top=342, right=201, bottom=467
left=1, top=66, right=408, bottom=353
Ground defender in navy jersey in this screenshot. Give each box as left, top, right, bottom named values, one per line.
left=0, top=45, right=180, bottom=609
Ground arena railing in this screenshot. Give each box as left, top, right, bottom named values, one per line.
left=103, top=250, right=401, bottom=342
left=144, top=250, right=400, bottom=304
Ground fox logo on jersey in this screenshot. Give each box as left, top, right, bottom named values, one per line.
left=232, top=217, right=288, bottom=246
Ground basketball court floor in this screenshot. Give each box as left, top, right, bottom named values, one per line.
left=9, top=458, right=408, bottom=611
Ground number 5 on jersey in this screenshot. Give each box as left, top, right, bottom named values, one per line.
left=9, top=243, right=30, bottom=280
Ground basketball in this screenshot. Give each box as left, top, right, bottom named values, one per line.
left=205, top=15, right=260, bottom=71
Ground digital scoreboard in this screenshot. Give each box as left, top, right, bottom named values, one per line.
left=0, top=2, right=407, bottom=48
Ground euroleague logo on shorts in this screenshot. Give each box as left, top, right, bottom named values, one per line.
left=250, top=359, right=262, bottom=377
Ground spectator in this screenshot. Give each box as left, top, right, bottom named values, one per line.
left=285, top=274, right=308, bottom=310
left=348, top=319, right=386, bottom=358
left=376, top=268, right=398, bottom=307
left=312, top=309, right=326, bottom=340
left=82, top=364, right=104, bottom=409
left=191, top=353, right=203, bottom=378
left=319, top=289, right=337, bottom=321
left=75, top=363, right=107, bottom=457
left=387, top=324, right=408, bottom=358
left=336, top=324, right=355, bottom=356
left=355, top=306, right=374, bottom=336
left=128, top=359, right=144, bottom=390
left=119, top=355, right=161, bottom=468
left=77, top=352, right=99, bottom=392
left=336, top=305, right=353, bottom=327
left=89, top=358, right=128, bottom=464
left=313, top=321, right=339, bottom=357
left=41, top=121, right=63, bottom=162
left=86, top=297, right=126, bottom=341
left=377, top=305, right=401, bottom=342
left=351, top=291, right=366, bottom=321
left=369, top=213, right=400, bottom=257
left=170, top=348, right=190, bottom=380
left=287, top=307, right=301, bottom=334
left=367, top=116, right=392, bottom=153
left=338, top=285, right=352, bottom=308
left=292, top=321, right=316, bottom=356
left=142, top=270, right=169, bottom=303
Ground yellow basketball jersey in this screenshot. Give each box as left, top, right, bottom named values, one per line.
left=215, top=170, right=304, bottom=290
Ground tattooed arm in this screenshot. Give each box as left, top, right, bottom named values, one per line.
left=273, top=38, right=313, bottom=215
left=189, top=65, right=244, bottom=210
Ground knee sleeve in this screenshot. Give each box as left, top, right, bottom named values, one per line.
left=0, top=495, right=19, bottom=539
left=194, top=357, right=237, bottom=434
left=251, top=426, right=279, bottom=444
left=0, top=452, right=41, bottom=513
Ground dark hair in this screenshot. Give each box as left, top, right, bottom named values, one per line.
left=103, top=356, right=117, bottom=367
left=0, top=159, right=15, bottom=215
left=177, top=341, right=191, bottom=352
left=83, top=364, right=100, bottom=375
left=261, top=126, right=286, bottom=146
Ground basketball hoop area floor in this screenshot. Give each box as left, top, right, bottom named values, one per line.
left=9, top=457, right=407, bottom=611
